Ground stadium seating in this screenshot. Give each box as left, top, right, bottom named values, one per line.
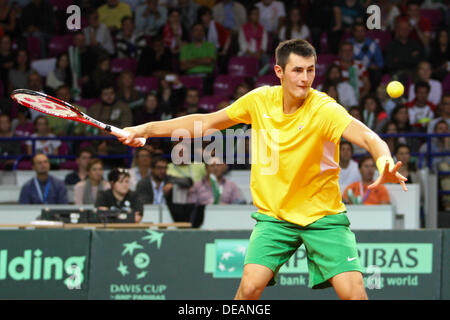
left=49, top=0, right=73, bottom=11
left=134, top=76, right=159, bottom=93
left=228, top=56, right=259, bottom=77
left=213, top=75, right=245, bottom=97
left=110, top=58, right=138, bottom=74
left=27, top=36, right=41, bottom=61
left=178, top=75, right=204, bottom=94
left=420, top=8, right=443, bottom=32
left=254, top=74, right=279, bottom=88
left=48, top=34, right=74, bottom=57
left=76, top=98, right=101, bottom=109
left=198, top=95, right=228, bottom=112
left=366, top=30, right=392, bottom=52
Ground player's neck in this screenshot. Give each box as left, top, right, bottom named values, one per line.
left=283, top=94, right=306, bottom=114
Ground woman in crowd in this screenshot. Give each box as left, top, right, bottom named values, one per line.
left=360, top=94, right=388, bottom=132
left=429, top=28, right=450, bottom=82
left=278, top=7, right=311, bottom=42
left=45, top=52, right=73, bottom=93
left=317, top=64, right=358, bottom=109
left=74, top=158, right=110, bottom=205
left=133, top=92, right=162, bottom=126
left=8, top=48, right=33, bottom=92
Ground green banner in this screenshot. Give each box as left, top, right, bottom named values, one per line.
left=0, top=230, right=91, bottom=299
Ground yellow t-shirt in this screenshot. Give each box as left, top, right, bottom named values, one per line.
left=225, top=86, right=353, bottom=226
left=98, top=3, right=132, bottom=29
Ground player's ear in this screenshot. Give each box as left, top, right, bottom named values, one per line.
left=274, top=64, right=283, bottom=80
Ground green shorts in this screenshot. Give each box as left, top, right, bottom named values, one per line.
left=244, top=212, right=364, bottom=289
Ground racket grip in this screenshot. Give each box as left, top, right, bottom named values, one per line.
left=109, top=126, right=146, bottom=147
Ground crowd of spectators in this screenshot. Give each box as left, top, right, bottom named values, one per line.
left=1, top=0, right=450, bottom=215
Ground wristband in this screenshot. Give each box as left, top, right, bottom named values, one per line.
left=376, top=155, right=395, bottom=175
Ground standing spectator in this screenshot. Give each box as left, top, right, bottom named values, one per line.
left=0, top=34, right=13, bottom=94
left=350, top=22, right=384, bottom=89
left=116, top=70, right=145, bottom=110
left=135, top=0, right=168, bottom=37
left=133, top=92, right=163, bottom=125
left=20, top=0, right=54, bottom=58
left=162, top=8, right=189, bottom=55
left=178, top=0, right=200, bottom=30
left=428, top=94, right=450, bottom=134
left=212, top=0, right=247, bottom=32
left=255, top=0, right=286, bottom=38
left=278, top=7, right=310, bottom=42
left=0, top=114, right=20, bottom=170
left=238, top=6, right=269, bottom=66
left=338, top=141, right=361, bottom=194
left=0, top=0, right=17, bottom=36
left=8, top=49, right=33, bottom=93
left=429, top=28, right=450, bottom=81
left=19, top=153, right=68, bottom=204
left=137, top=36, right=173, bottom=77
left=83, top=9, right=115, bottom=56
left=342, top=156, right=391, bottom=205
left=64, top=148, right=94, bottom=186
left=317, top=63, right=358, bottom=109
left=96, top=168, right=144, bottom=223
left=335, top=41, right=371, bottom=100
left=404, top=0, right=432, bottom=51
left=74, top=158, right=110, bottom=205
left=98, top=0, right=132, bottom=33
left=180, top=23, right=216, bottom=76
left=385, top=17, right=423, bottom=83
left=45, top=53, right=73, bottom=93
left=115, top=16, right=147, bottom=59
left=332, top=0, right=366, bottom=32
left=408, top=61, right=443, bottom=106
left=405, top=81, right=436, bottom=130
left=129, top=147, right=152, bottom=191
left=187, top=156, right=244, bottom=205
left=25, top=116, right=61, bottom=159
left=70, top=31, right=101, bottom=85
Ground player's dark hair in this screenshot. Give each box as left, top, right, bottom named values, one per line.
left=358, top=155, right=374, bottom=169
left=275, top=39, right=317, bottom=71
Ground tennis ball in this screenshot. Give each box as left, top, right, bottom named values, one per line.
left=386, top=81, right=404, bottom=98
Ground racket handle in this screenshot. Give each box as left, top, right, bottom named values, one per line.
left=109, top=126, right=146, bottom=147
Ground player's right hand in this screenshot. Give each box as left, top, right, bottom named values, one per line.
left=120, top=127, right=146, bottom=148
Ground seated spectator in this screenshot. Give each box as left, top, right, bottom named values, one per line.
left=278, top=7, right=310, bottom=42
left=181, top=87, right=208, bottom=116
left=135, top=0, right=168, bottom=37
left=350, top=22, right=384, bottom=89
left=98, top=0, right=132, bottom=34
left=74, top=158, right=110, bottom=205
left=115, top=16, right=147, bottom=59
left=390, top=104, right=421, bottom=152
left=180, top=23, right=216, bottom=76
left=8, top=49, right=33, bottom=93
left=335, top=41, right=371, bottom=101
left=162, top=8, right=189, bottom=55
left=429, top=28, right=450, bottom=81
left=137, top=36, right=174, bottom=77
left=19, top=153, right=68, bottom=204
left=376, top=82, right=397, bottom=118
left=64, top=148, right=94, bottom=186
left=332, top=0, right=365, bottom=32
left=317, top=64, right=357, bottom=108
left=419, top=119, right=450, bottom=171
left=212, top=0, right=247, bottom=32
left=322, top=83, right=339, bottom=101
left=116, top=70, right=144, bottom=109
left=428, top=94, right=450, bottom=134
left=26, top=71, right=49, bottom=120
left=0, top=114, right=20, bottom=170
left=88, top=83, right=133, bottom=168
left=360, top=94, right=388, bottom=132
left=133, top=92, right=162, bottom=126
left=96, top=168, right=144, bottom=223
left=187, top=156, right=245, bottom=205
left=178, top=0, right=199, bottom=30
left=342, top=156, right=390, bottom=205
left=394, top=143, right=420, bottom=185
left=85, top=55, right=114, bottom=99
left=12, top=106, right=34, bottom=138
left=408, top=61, right=442, bottom=106
left=158, top=74, right=186, bottom=119
left=385, top=17, right=423, bottom=84
left=83, top=9, right=115, bottom=56
left=238, top=6, right=269, bottom=66
left=26, top=116, right=61, bottom=160
left=380, top=120, right=406, bottom=154
left=0, top=0, right=17, bottom=36
left=405, top=81, right=436, bottom=131
left=404, top=0, right=432, bottom=50
left=45, top=53, right=73, bottom=94
left=129, top=147, right=152, bottom=191
left=338, top=140, right=361, bottom=194
left=0, top=34, right=13, bottom=94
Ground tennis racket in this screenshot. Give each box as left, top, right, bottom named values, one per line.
left=11, top=89, right=146, bottom=147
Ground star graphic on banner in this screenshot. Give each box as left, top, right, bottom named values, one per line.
left=141, top=230, right=164, bottom=249
left=117, top=261, right=129, bottom=276
left=122, top=241, right=144, bottom=256
left=235, top=245, right=247, bottom=255
left=221, top=251, right=234, bottom=260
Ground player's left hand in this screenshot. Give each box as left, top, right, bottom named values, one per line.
left=368, top=161, right=408, bottom=192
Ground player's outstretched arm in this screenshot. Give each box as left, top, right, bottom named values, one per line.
left=342, top=119, right=408, bottom=192
left=119, top=108, right=239, bottom=147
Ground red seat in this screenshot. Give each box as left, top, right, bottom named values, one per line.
left=111, top=58, right=137, bottom=74
left=254, top=74, right=279, bottom=88
left=228, top=56, right=259, bottom=77
left=213, top=75, right=245, bottom=97
left=48, top=34, right=74, bottom=57
left=76, top=98, right=100, bottom=110
left=199, top=95, right=229, bottom=112
left=134, top=76, right=159, bottom=93
left=316, top=53, right=337, bottom=80
left=420, top=9, right=443, bottom=31
left=366, top=30, right=392, bottom=52
left=27, top=36, right=41, bottom=60
left=443, top=73, right=450, bottom=95
left=178, top=75, right=204, bottom=94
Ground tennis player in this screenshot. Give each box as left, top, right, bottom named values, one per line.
left=120, top=39, right=407, bottom=300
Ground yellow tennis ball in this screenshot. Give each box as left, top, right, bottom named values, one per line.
left=386, top=81, right=404, bottom=98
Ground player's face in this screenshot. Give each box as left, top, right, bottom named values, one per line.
left=278, top=53, right=315, bottom=101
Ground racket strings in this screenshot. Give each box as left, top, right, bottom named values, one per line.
left=14, top=94, right=79, bottom=118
